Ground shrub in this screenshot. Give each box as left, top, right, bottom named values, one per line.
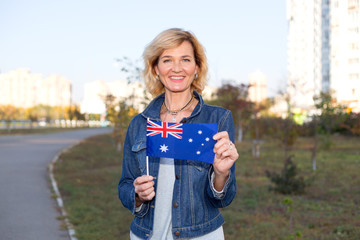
left=340, top=112, right=360, bottom=136
left=265, top=155, right=308, bottom=194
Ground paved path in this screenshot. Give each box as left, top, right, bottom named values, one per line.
left=0, top=128, right=112, bottom=240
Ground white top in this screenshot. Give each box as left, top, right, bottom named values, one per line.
left=130, top=158, right=224, bottom=240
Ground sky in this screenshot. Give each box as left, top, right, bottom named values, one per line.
left=0, top=0, right=288, bottom=103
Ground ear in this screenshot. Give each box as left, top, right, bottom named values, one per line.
left=154, top=65, right=159, bottom=76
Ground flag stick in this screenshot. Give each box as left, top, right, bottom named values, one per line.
left=146, top=156, right=149, bottom=176
left=146, top=118, right=149, bottom=176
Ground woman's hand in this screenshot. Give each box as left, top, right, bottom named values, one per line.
left=212, top=131, right=239, bottom=191
left=133, top=175, right=155, bottom=207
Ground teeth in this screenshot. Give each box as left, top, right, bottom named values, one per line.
left=171, top=77, right=184, bottom=80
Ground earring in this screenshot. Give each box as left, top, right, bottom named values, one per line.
left=156, top=75, right=159, bottom=80
left=195, top=74, right=198, bottom=79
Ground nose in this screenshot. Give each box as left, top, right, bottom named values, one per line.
left=172, top=60, right=181, bottom=72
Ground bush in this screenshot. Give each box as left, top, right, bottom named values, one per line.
left=339, top=112, right=360, bottom=136
left=265, top=155, right=308, bottom=195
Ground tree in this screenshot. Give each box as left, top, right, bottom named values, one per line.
left=206, top=82, right=253, bottom=142
left=266, top=155, right=307, bottom=195
left=112, top=56, right=150, bottom=151
left=259, top=90, right=300, bottom=160
left=248, top=98, right=274, bottom=158
left=113, top=100, right=138, bottom=152
left=26, top=107, right=40, bottom=128
left=310, top=91, right=347, bottom=170
left=53, top=106, right=65, bottom=124
left=0, top=105, right=19, bottom=132
left=114, top=56, right=142, bottom=83
left=64, top=105, right=85, bottom=127
left=340, top=112, right=360, bottom=136
left=99, top=94, right=117, bottom=123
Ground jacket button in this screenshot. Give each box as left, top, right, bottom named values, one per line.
left=173, top=202, right=178, bottom=208
left=175, top=231, right=180, bottom=237
left=175, top=175, right=180, bottom=180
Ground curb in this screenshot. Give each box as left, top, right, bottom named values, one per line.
left=48, top=143, right=80, bottom=240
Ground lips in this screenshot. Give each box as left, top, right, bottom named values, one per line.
left=169, top=76, right=185, bottom=82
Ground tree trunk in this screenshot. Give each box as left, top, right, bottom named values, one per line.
left=238, top=125, right=243, bottom=142
left=117, top=142, right=122, bottom=153
left=311, top=132, right=318, bottom=171
left=6, top=121, right=11, bottom=133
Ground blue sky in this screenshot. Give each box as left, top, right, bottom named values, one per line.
left=0, top=0, right=288, bottom=103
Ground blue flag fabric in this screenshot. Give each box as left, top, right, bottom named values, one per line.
left=146, top=119, right=218, bottom=164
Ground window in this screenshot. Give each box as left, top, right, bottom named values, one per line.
left=349, top=27, right=359, bottom=33
left=349, top=58, right=360, bottom=64
left=348, top=0, right=359, bottom=7
left=349, top=73, right=360, bottom=80
left=349, top=42, right=359, bottom=50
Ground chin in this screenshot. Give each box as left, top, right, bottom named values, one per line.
left=168, top=87, right=190, bottom=93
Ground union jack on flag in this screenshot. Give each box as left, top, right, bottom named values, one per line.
left=147, top=119, right=183, bottom=139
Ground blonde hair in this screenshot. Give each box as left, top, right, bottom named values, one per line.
left=142, top=28, right=208, bottom=97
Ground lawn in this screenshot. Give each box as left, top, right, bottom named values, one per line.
left=54, top=133, right=360, bottom=240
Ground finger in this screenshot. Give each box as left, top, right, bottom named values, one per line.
left=215, top=143, right=237, bottom=160
left=220, top=149, right=232, bottom=158
left=213, top=131, right=229, bottom=141
left=134, top=175, right=153, bottom=185
left=217, top=141, right=231, bottom=154
left=214, top=139, right=232, bottom=157
left=134, top=180, right=154, bottom=193
left=138, top=188, right=155, bottom=201
left=144, top=191, right=156, bottom=201
left=214, top=137, right=228, bottom=152
left=138, top=186, right=155, bottom=198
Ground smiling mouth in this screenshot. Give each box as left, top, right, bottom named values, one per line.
left=170, top=76, right=184, bottom=80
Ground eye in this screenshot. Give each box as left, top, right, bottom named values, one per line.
left=182, top=58, right=191, bottom=62
left=163, top=59, right=171, bottom=63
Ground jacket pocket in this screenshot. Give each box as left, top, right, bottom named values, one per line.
left=132, top=139, right=147, bottom=174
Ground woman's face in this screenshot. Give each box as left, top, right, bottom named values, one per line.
left=155, top=41, right=198, bottom=94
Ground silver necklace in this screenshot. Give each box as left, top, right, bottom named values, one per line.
left=163, top=96, right=194, bottom=122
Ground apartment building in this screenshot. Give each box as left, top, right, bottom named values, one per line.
left=0, top=69, right=71, bottom=108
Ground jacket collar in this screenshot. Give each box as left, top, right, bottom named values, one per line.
left=141, top=90, right=204, bottom=121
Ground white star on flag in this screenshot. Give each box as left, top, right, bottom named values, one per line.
left=159, top=144, right=169, bottom=152
left=205, top=137, right=209, bottom=141
left=189, top=138, right=193, bottom=143
left=198, top=130, right=202, bottom=134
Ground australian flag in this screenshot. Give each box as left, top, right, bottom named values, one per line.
left=146, top=119, right=218, bottom=164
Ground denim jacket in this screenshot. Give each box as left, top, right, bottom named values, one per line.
left=118, top=91, right=237, bottom=239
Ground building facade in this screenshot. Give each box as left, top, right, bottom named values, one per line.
left=248, top=71, right=267, bottom=103
left=80, top=80, right=218, bottom=115
left=287, top=0, right=323, bottom=109
left=287, top=0, right=360, bottom=112
left=330, top=0, right=360, bottom=111
left=80, top=80, right=150, bottom=115
left=0, top=69, right=72, bottom=108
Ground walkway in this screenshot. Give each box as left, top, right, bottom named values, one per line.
left=0, top=128, right=112, bottom=240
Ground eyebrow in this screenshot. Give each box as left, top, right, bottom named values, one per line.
left=160, top=55, right=193, bottom=59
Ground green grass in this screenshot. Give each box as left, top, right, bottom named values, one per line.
left=54, top=134, right=360, bottom=240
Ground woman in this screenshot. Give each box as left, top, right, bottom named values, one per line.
left=118, top=28, right=239, bottom=240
